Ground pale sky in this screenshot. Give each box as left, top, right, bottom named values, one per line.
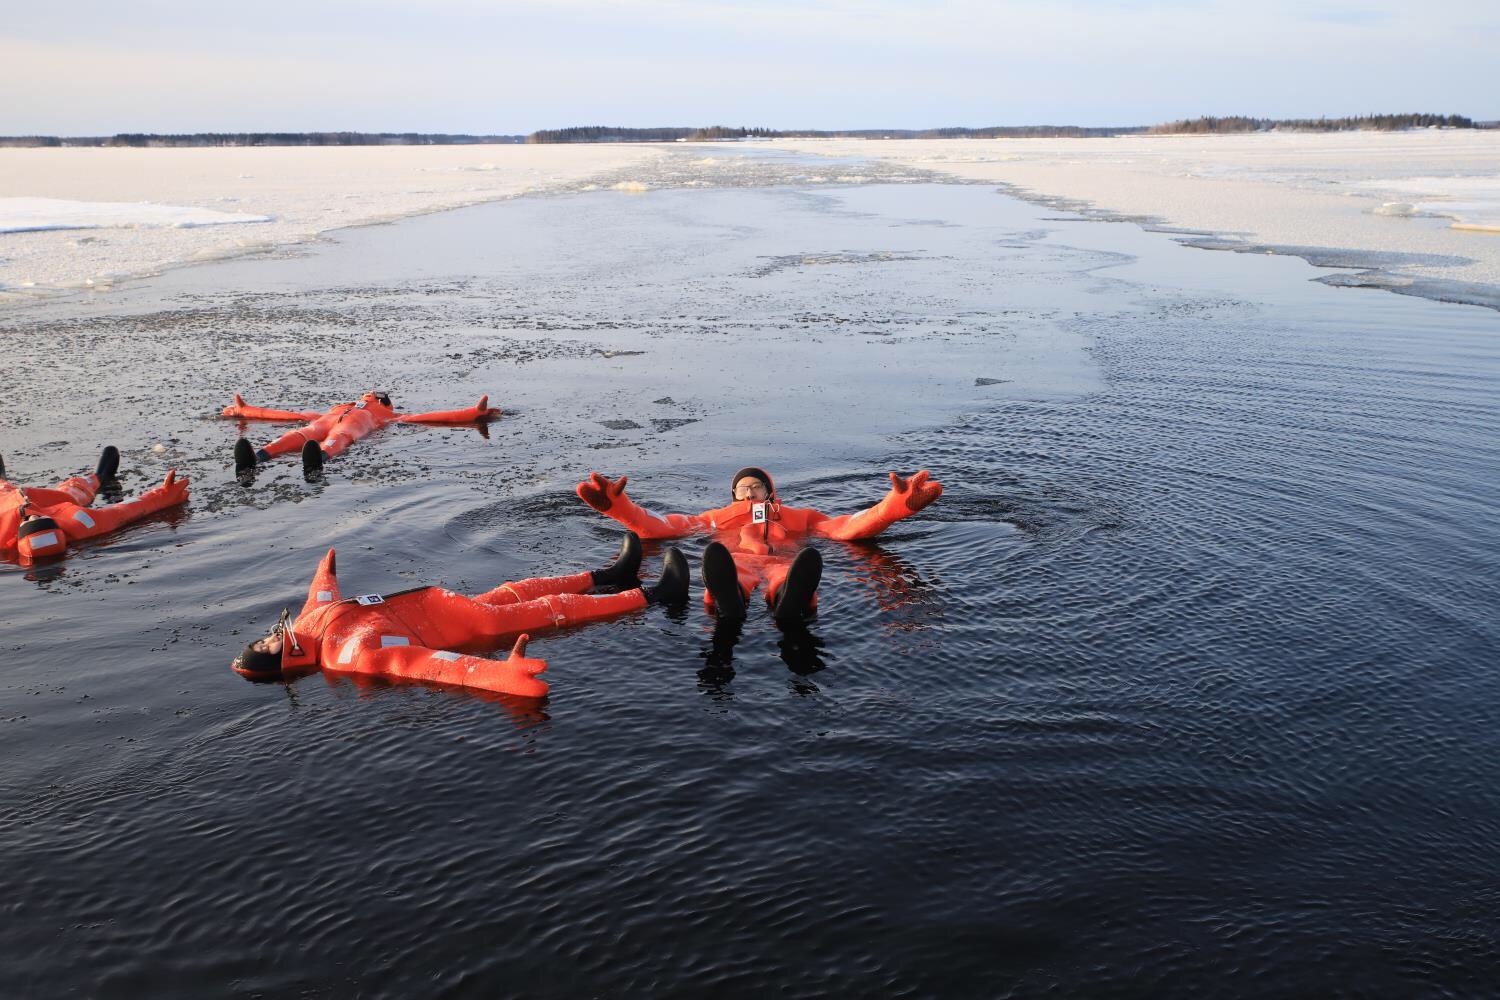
left=2, top=0, right=1495, bottom=135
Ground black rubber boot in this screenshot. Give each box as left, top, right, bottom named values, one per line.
left=234, top=438, right=257, bottom=475
left=301, top=440, right=324, bottom=475
left=0, top=452, right=6, bottom=478
left=95, top=445, right=120, bottom=482
left=772, top=547, right=822, bottom=626
left=701, top=541, right=747, bottom=620
left=590, top=531, right=643, bottom=588
left=643, top=548, right=689, bottom=606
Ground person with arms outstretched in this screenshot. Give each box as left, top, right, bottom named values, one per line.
left=575, top=466, right=942, bottom=624
left=2, top=447, right=190, bottom=565
left=231, top=533, right=688, bottom=700
left=224, top=391, right=501, bottom=475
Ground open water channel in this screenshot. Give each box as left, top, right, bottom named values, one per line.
left=2, top=150, right=1498, bottom=996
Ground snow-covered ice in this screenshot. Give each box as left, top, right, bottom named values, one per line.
left=5, top=133, right=1499, bottom=307
left=1351, top=176, right=1500, bottom=233
left=0, top=197, right=272, bottom=234
left=751, top=130, right=1500, bottom=296
left=0, top=144, right=664, bottom=301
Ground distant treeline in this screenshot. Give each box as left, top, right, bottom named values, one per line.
left=526, top=124, right=1144, bottom=143
left=0, top=132, right=525, bottom=148
left=1149, top=114, right=1478, bottom=134
left=3, top=115, right=1490, bottom=148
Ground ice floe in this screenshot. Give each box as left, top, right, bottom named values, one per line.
left=0, top=197, right=272, bottom=234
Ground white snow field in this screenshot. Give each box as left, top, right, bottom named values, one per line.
left=4, top=132, right=1498, bottom=306
left=755, top=130, right=1500, bottom=296
left=0, top=144, right=664, bottom=300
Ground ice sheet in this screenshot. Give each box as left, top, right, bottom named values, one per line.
left=0, top=196, right=272, bottom=234
left=1352, top=176, right=1500, bottom=232
left=0, top=145, right=665, bottom=300
left=755, top=131, right=1500, bottom=293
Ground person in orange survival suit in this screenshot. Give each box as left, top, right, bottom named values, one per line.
left=230, top=532, right=689, bottom=699
left=224, top=391, right=502, bottom=475
left=576, top=466, right=943, bottom=625
left=1, top=447, right=191, bottom=565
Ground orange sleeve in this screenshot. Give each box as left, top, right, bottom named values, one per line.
left=398, top=394, right=502, bottom=424
left=597, top=497, right=707, bottom=540
left=340, top=634, right=548, bottom=698
left=297, top=549, right=343, bottom=619
left=57, top=471, right=189, bottom=540
left=811, top=472, right=943, bottom=541
left=221, top=393, right=323, bottom=421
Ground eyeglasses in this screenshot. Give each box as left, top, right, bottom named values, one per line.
left=734, top=482, right=768, bottom=499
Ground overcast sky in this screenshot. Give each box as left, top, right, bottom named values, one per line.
left=2, top=0, right=1495, bottom=134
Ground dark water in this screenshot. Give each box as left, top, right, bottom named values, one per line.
left=3, top=164, right=1499, bottom=997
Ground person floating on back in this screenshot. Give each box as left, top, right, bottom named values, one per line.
left=575, top=466, right=942, bottom=625
left=230, top=532, right=689, bottom=700
left=1, top=447, right=190, bottom=565
left=223, top=391, right=501, bottom=476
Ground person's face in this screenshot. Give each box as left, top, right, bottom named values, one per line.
left=733, top=478, right=769, bottom=501
left=251, top=631, right=284, bottom=655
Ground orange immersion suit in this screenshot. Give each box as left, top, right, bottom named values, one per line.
left=575, top=468, right=942, bottom=610
left=1, top=465, right=190, bottom=565
left=245, top=549, right=652, bottom=698
left=222, top=392, right=501, bottom=462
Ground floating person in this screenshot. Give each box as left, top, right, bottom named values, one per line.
left=231, top=532, right=689, bottom=700
left=575, top=466, right=942, bottom=624
left=223, top=391, right=502, bottom=476
left=1, top=447, right=191, bottom=565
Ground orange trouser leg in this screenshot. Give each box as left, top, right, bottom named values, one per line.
left=318, top=431, right=356, bottom=458
left=409, top=586, right=648, bottom=648
left=316, top=411, right=381, bottom=458
left=704, top=561, right=762, bottom=611
left=54, top=473, right=100, bottom=506
left=474, top=571, right=594, bottom=606
left=763, top=562, right=819, bottom=609
left=465, top=589, right=648, bottom=642
left=262, top=414, right=340, bottom=457
left=763, top=562, right=791, bottom=604
left=24, top=473, right=100, bottom=508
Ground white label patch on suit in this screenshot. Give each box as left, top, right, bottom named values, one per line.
left=379, top=635, right=410, bottom=648
left=72, top=511, right=96, bottom=529
left=317, top=590, right=334, bottom=602
left=752, top=502, right=767, bottom=524
left=430, top=650, right=461, bottom=661
left=338, top=638, right=359, bottom=665
left=356, top=594, right=384, bottom=606
left=28, top=531, right=60, bottom=549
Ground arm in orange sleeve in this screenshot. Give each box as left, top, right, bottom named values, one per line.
left=340, top=634, right=548, bottom=699
left=574, top=472, right=708, bottom=540
left=397, top=394, right=502, bottom=424
left=296, top=548, right=343, bottom=620
left=812, top=471, right=943, bottom=541
left=56, top=470, right=189, bottom=540
left=220, top=393, right=324, bottom=421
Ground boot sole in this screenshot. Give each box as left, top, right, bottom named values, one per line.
left=302, top=440, right=325, bottom=475
left=701, top=542, right=746, bottom=620
left=773, top=547, right=822, bottom=625
left=233, top=438, right=256, bottom=475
